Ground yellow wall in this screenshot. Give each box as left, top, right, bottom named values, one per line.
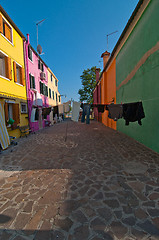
left=0, top=12, right=28, bottom=138
left=47, top=68, right=60, bottom=106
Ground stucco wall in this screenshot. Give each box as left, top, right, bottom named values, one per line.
left=116, top=0, right=159, bottom=153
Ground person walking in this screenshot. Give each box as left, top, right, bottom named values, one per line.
left=81, top=102, right=91, bottom=124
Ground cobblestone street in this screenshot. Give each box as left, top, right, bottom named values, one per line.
left=0, top=120, right=159, bottom=240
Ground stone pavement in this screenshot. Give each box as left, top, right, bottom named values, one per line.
left=0, top=120, right=159, bottom=240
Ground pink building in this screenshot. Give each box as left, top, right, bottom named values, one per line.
left=24, top=34, right=50, bottom=132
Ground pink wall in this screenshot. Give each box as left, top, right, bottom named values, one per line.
left=24, top=34, right=49, bottom=132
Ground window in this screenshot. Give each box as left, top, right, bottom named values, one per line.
left=59, top=96, right=61, bottom=103
left=16, top=65, right=21, bottom=84
left=56, top=93, right=57, bottom=102
left=40, top=82, right=44, bottom=94
left=0, top=53, right=6, bottom=77
left=0, top=15, right=12, bottom=43
left=38, top=59, right=44, bottom=72
left=29, top=73, right=35, bottom=89
left=0, top=52, right=12, bottom=80
left=21, top=103, right=27, bottom=113
left=13, top=61, right=25, bottom=85
left=51, top=74, right=53, bottom=82
left=52, top=91, right=54, bottom=100
left=28, top=46, right=33, bottom=61
left=49, top=88, right=51, bottom=98
left=4, top=102, right=20, bottom=126
left=55, top=79, right=57, bottom=87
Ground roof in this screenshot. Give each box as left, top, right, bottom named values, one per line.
left=98, top=0, right=144, bottom=82
left=0, top=4, right=26, bottom=39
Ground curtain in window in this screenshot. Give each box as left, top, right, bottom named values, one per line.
left=0, top=100, right=10, bottom=149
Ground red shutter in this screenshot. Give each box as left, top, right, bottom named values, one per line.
left=5, top=57, right=12, bottom=80
left=20, top=67, right=25, bottom=86
left=13, top=61, right=17, bottom=82
left=4, top=102, right=9, bottom=125
left=12, top=103, right=20, bottom=124
left=0, top=14, right=3, bottom=33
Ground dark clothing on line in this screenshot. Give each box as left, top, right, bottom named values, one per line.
left=123, top=102, right=145, bottom=125
left=108, top=104, right=123, bottom=121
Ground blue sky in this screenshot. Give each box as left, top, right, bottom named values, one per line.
left=1, top=0, right=139, bottom=102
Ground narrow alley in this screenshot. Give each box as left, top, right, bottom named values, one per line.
left=0, top=120, right=159, bottom=240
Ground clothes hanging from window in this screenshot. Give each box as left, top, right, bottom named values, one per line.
left=122, top=102, right=145, bottom=125
left=108, top=104, right=123, bottom=121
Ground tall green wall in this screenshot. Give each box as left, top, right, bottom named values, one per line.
left=116, top=0, right=159, bottom=153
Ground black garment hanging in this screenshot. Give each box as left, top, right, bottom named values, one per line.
left=122, top=102, right=145, bottom=125
left=108, top=104, right=123, bottom=121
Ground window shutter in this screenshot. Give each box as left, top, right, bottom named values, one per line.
left=0, top=15, right=3, bottom=33
left=5, top=57, right=12, bottom=80
left=20, top=67, right=25, bottom=86
left=4, top=102, right=9, bottom=125
left=4, top=23, right=11, bottom=42
left=13, top=61, right=17, bottom=82
left=12, top=103, right=20, bottom=124
left=32, top=76, right=35, bottom=89
left=38, top=59, right=40, bottom=69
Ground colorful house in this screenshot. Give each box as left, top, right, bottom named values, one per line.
left=116, top=0, right=159, bottom=153
left=94, top=0, right=159, bottom=153
left=0, top=5, right=28, bottom=143
left=47, top=67, right=61, bottom=107
left=24, top=34, right=50, bottom=132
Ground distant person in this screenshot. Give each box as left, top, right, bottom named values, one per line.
left=81, top=102, right=90, bottom=124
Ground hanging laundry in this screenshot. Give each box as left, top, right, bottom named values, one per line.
left=97, top=105, right=105, bottom=113
left=108, top=104, right=123, bottom=121
left=64, top=101, right=71, bottom=113
left=0, top=100, right=10, bottom=150
left=31, top=108, right=36, bottom=122
left=71, top=101, right=80, bottom=122
left=122, top=102, right=145, bottom=125
left=58, top=104, right=64, bottom=114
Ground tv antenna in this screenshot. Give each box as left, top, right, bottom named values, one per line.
left=107, top=30, right=118, bottom=51
left=36, top=19, right=45, bottom=54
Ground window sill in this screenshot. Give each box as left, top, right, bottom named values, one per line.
left=16, top=82, right=24, bottom=87
left=28, top=58, right=33, bottom=64
left=0, top=75, right=11, bottom=81
left=0, top=33, right=14, bottom=46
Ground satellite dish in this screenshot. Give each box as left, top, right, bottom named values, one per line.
left=37, top=45, right=42, bottom=54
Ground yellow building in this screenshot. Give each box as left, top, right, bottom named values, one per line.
left=47, top=67, right=61, bottom=107
left=0, top=5, right=28, bottom=141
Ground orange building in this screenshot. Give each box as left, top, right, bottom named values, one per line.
left=100, top=51, right=116, bottom=130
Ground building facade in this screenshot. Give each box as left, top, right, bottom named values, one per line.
left=94, top=0, right=159, bottom=153
left=0, top=6, right=28, bottom=140
left=24, top=34, right=50, bottom=132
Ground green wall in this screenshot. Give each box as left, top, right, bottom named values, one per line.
left=116, top=0, right=159, bottom=153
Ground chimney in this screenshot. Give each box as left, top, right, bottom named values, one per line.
left=27, top=34, right=30, bottom=44
left=95, top=68, right=100, bottom=83
left=101, top=51, right=110, bottom=68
